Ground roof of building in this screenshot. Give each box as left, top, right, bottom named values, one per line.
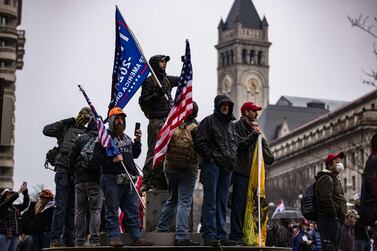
left=258, top=104, right=329, bottom=143
left=276, top=96, right=348, bottom=112
left=224, top=0, right=263, bottom=30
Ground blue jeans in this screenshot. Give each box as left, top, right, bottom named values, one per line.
left=101, top=174, right=141, bottom=240
left=156, top=172, right=196, bottom=240
left=355, top=239, right=371, bottom=251
left=32, top=232, right=51, bottom=251
left=229, top=172, right=248, bottom=240
left=201, top=161, right=232, bottom=240
left=0, top=234, right=18, bottom=251
left=50, top=169, right=75, bottom=245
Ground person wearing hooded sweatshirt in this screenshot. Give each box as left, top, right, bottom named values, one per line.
left=68, top=118, right=102, bottom=246
left=194, top=95, right=238, bottom=246
left=155, top=101, right=200, bottom=246
left=42, top=107, right=92, bottom=247
left=92, top=107, right=154, bottom=247
left=229, top=102, right=274, bottom=244
left=315, top=152, right=347, bottom=251
left=139, top=55, right=180, bottom=191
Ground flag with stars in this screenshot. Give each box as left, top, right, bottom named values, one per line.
left=108, top=7, right=150, bottom=112
left=153, top=40, right=193, bottom=168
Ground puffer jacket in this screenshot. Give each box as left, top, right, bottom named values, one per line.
left=43, top=118, right=86, bottom=168
left=194, top=95, right=237, bottom=170
left=139, top=73, right=179, bottom=119
left=360, top=150, right=377, bottom=226
left=234, top=117, right=274, bottom=176
left=315, top=169, right=347, bottom=221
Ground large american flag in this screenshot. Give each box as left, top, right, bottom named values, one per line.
left=152, top=40, right=193, bottom=168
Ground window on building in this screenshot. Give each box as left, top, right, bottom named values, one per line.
left=352, top=152, right=356, bottom=167
left=0, top=61, right=5, bottom=68
left=225, top=51, right=229, bottom=65
left=250, top=50, right=255, bottom=64
left=0, top=16, right=6, bottom=26
left=372, top=103, right=375, bottom=110
left=344, top=178, right=347, bottom=193
left=258, top=51, right=263, bottom=65
left=230, top=50, right=234, bottom=64
left=221, top=53, right=225, bottom=67
left=352, top=176, right=356, bottom=191
left=241, top=49, right=247, bottom=64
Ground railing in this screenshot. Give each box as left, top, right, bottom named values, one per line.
left=0, top=46, right=15, bottom=53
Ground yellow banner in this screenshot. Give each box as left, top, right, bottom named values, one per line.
left=242, top=137, right=268, bottom=246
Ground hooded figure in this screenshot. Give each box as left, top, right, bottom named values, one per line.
left=194, top=95, right=238, bottom=246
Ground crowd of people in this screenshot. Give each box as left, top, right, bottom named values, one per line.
left=0, top=54, right=376, bottom=251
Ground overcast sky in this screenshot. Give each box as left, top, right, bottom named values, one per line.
left=13, top=0, right=377, bottom=191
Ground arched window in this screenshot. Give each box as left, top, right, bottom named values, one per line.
left=250, top=50, right=255, bottom=64
left=258, top=51, right=263, bottom=65
left=226, top=51, right=229, bottom=65
left=230, top=50, right=234, bottom=64
left=241, top=49, right=247, bottom=64
left=221, top=53, right=225, bottom=67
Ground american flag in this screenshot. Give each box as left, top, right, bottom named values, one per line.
left=152, top=40, right=193, bottom=167
left=78, top=85, right=119, bottom=156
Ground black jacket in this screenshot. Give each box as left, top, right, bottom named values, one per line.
left=194, top=95, right=237, bottom=170
left=234, top=117, right=274, bottom=176
left=93, top=130, right=141, bottom=176
left=69, top=120, right=100, bottom=184
left=315, top=169, right=347, bottom=221
left=43, top=118, right=86, bottom=168
left=139, top=74, right=179, bottom=119
left=360, top=151, right=377, bottom=226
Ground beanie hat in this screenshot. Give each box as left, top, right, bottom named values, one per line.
left=39, top=189, right=54, bottom=200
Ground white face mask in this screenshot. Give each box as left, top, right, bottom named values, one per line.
left=335, top=163, right=345, bottom=173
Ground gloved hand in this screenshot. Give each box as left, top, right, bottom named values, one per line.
left=181, top=55, right=185, bottom=62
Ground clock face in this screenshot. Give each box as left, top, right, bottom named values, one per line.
left=246, top=78, right=260, bottom=94
left=222, top=75, right=232, bottom=94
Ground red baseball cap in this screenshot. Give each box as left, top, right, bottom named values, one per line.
left=241, top=102, right=262, bottom=114
left=326, top=152, right=344, bottom=166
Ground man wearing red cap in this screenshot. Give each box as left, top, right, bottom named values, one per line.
left=315, top=152, right=347, bottom=251
left=93, top=107, right=153, bottom=247
left=229, top=102, right=274, bottom=244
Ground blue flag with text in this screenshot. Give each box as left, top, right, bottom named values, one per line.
left=108, top=7, right=150, bottom=111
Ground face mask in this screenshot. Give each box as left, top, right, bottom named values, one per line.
left=335, top=163, right=344, bottom=173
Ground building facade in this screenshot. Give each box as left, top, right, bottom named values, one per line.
left=266, top=90, right=377, bottom=208
left=216, top=0, right=270, bottom=118
left=0, top=0, right=25, bottom=189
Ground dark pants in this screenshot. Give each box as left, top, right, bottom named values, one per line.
left=355, top=239, right=371, bottom=251
left=229, top=172, right=248, bottom=240
left=101, top=174, right=142, bottom=241
left=74, top=181, right=103, bottom=245
left=32, top=232, right=51, bottom=251
left=317, top=215, right=341, bottom=251
left=50, top=168, right=75, bottom=245
left=201, top=161, right=232, bottom=241
left=142, top=118, right=167, bottom=190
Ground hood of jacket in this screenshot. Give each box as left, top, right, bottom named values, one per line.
left=315, top=168, right=338, bottom=181
left=213, top=94, right=235, bottom=121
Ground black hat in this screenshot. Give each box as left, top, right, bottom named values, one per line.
left=149, top=55, right=170, bottom=64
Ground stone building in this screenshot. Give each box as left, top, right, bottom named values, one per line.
left=266, top=90, right=377, bottom=208
left=0, top=0, right=25, bottom=189
left=216, top=0, right=270, bottom=119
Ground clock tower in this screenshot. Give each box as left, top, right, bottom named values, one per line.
left=216, top=0, right=271, bottom=118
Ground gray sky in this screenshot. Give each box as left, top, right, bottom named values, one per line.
left=14, top=0, right=377, bottom=191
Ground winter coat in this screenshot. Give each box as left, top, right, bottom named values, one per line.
left=0, top=191, right=29, bottom=238
left=354, top=204, right=369, bottom=240
left=234, top=117, right=274, bottom=176
left=93, top=130, right=141, bottom=176
left=43, top=118, right=86, bottom=168
left=339, top=224, right=355, bottom=251
left=292, top=229, right=312, bottom=251
left=194, top=95, right=237, bottom=170
left=139, top=74, right=179, bottom=119
left=360, top=151, right=377, bottom=226
left=315, top=169, right=347, bottom=222
left=69, top=119, right=101, bottom=184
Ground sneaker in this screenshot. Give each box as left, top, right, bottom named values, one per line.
left=131, top=238, right=154, bottom=246
left=174, top=239, right=200, bottom=246
left=109, top=239, right=124, bottom=247
left=50, top=239, right=63, bottom=248
left=204, top=239, right=219, bottom=246
left=219, top=239, right=237, bottom=246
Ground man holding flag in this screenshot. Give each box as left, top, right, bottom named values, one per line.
left=230, top=102, right=274, bottom=246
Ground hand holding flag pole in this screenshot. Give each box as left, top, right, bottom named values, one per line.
left=78, top=84, right=145, bottom=209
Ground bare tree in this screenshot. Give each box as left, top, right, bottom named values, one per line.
left=348, top=14, right=377, bottom=87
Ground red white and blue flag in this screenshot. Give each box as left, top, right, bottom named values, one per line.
left=272, top=199, right=285, bottom=217
left=153, top=40, right=193, bottom=168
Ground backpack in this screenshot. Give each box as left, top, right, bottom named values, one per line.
left=165, top=123, right=198, bottom=168
left=80, top=136, right=97, bottom=169
left=301, top=174, right=331, bottom=221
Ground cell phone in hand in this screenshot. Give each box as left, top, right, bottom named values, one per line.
left=134, top=122, right=141, bottom=136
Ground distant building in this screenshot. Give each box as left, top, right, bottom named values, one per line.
left=216, top=0, right=271, bottom=118
left=0, top=0, right=25, bottom=189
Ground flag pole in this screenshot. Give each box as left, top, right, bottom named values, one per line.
left=257, top=136, right=262, bottom=246
left=116, top=6, right=169, bottom=102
